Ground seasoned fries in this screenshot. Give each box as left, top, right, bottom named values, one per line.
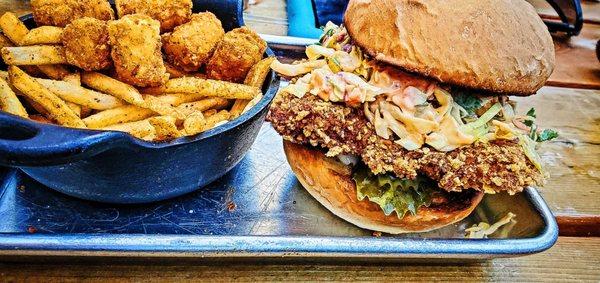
left=143, top=77, right=260, bottom=100
left=8, top=66, right=85, bottom=128
left=1, top=46, right=67, bottom=65
left=21, top=26, right=63, bottom=45
left=83, top=105, right=154, bottom=129
left=0, top=2, right=272, bottom=142
left=36, top=78, right=125, bottom=110
left=0, top=77, right=28, bottom=118
left=0, top=12, right=29, bottom=46
left=102, top=118, right=155, bottom=139
left=230, top=57, right=275, bottom=118
left=149, top=116, right=181, bottom=140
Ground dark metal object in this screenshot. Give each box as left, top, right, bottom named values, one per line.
left=0, top=0, right=280, bottom=204
left=0, top=125, right=558, bottom=260
left=543, top=0, right=583, bottom=36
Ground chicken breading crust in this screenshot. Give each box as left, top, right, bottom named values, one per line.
left=61, top=17, right=111, bottom=71
left=267, top=92, right=543, bottom=194
left=31, top=0, right=114, bottom=27
left=107, top=14, right=169, bottom=87
left=115, top=0, right=192, bottom=32
left=162, top=12, right=225, bottom=72
left=206, top=27, right=267, bottom=83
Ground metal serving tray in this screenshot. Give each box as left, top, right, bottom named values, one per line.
left=0, top=125, right=558, bottom=261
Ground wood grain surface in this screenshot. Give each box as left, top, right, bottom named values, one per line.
left=0, top=237, right=598, bottom=281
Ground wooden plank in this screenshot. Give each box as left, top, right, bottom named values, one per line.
left=244, top=0, right=288, bottom=36
left=557, top=215, right=600, bottom=237
left=513, top=86, right=600, bottom=217
left=0, top=237, right=598, bottom=281
left=547, top=23, right=600, bottom=89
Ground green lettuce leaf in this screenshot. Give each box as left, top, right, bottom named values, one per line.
left=352, top=166, right=437, bottom=218
left=453, top=92, right=482, bottom=117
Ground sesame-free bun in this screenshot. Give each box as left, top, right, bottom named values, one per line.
left=283, top=141, right=484, bottom=234
left=344, top=0, right=555, bottom=95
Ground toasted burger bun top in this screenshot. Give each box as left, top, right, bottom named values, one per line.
left=283, top=141, right=484, bottom=234
left=344, top=0, right=555, bottom=95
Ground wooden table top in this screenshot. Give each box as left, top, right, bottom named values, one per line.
left=2, top=0, right=600, bottom=281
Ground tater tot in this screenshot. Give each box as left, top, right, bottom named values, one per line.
left=115, top=0, right=192, bottom=32
left=62, top=17, right=111, bottom=71
left=31, top=0, right=114, bottom=27
left=206, top=27, right=267, bottom=83
left=162, top=12, right=225, bottom=72
left=107, top=14, right=169, bottom=87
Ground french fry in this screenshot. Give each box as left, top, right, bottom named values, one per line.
left=185, top=109, right=228, bottom=136
left=203, top=109, right=217, bottom=117
left=63, top=72, right=92, bottom=117
left=1, top=46, right=67, bottom=65
left=176, top=97, right=229, bottom=113
left=142, top=77, right=260, bottom=100
left=102, top=118, right=156, bottom=139
left=0, top=77, right=28, bottom=118
left=0, top=34, right=13, bottom=48
left=244, top=57, right=275, bottom=87
left=183, top=112, right=206, bottom=136
left=145, top=92, right=207, bottom=105
left=21, top=26, right=63, bottom=46
left=83, top=105, right=155, bottom=129
left=35, top=78, right=125, bottom=110
left=8, top=66, right=85, bottom=128
left=0, top=12, right=28, bottom=46
left=148, top=116, right=181, bottom=140
left=82, top=72, right=185, bottom=119
left=66, top=102, right=81, bottom=117
left=37, top=65, right=71, bottom=80
left=143, top=95, right=186, bottom=120
left=230, top=57, right=274, bottom=119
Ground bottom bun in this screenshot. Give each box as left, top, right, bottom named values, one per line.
left=283, top=141, right=484, bottom=234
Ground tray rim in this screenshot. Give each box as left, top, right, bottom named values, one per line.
left=0, top=168, right=559, bottom=260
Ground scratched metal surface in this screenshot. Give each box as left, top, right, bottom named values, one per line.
left=0, top=124, right=558, bottom=259
left=0, top=124, right=544, bottom=237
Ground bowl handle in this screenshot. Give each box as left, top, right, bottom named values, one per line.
left=0, top=113, right=128, bottom=167
left=192, top=0, right=244, bottom=30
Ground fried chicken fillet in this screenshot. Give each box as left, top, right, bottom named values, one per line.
left=267, top=92, right=543, bottom=195
left=107, top=14, right=169, bottom=87
left=162, top=12, right=225, bottom=72
left=115, top=0, right=192, bottom=32
left=31, top=0, right=114, bottom=27
left=61, top=17, right=111, bottom=71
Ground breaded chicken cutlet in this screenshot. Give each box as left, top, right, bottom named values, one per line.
left=115, top=0, right=192, bottom=32
left=206, top=27, right=267, bottom=83
left=107, top=14, right=169, bottom=87
left=31, top=0, right=114, bottom=27
left=267, top=92, right=543, bottom=195
left=61, top=17, right=111, bottom=71
left=162, top=12, right=225, bottom=72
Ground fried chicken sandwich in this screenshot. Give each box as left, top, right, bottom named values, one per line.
left=267, top=0, right=558, bottom=233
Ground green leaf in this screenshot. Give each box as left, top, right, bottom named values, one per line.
left=523, top=119, right=534, bottom=127
left=526, top=108, right=536, bottom=118
left=353, top=166, right=436, bottom=218
left=537, top=129, right=559, bottom=142
left=454, top=92, right=482, bottom=117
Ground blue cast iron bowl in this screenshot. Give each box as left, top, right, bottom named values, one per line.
left=0, top=0, right=280, bottom=204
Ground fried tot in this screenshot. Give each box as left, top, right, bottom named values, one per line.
left=62, top=17, right=111, bottom=71
left=107, top=14, right=169, bottom=87
left=115, top=0, right=192, bottom=32
left=206, top=27, right=267, bottom=83
left=31, top=0, right=114, bottom=27
left=163, top=12, right=224, bottom=72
